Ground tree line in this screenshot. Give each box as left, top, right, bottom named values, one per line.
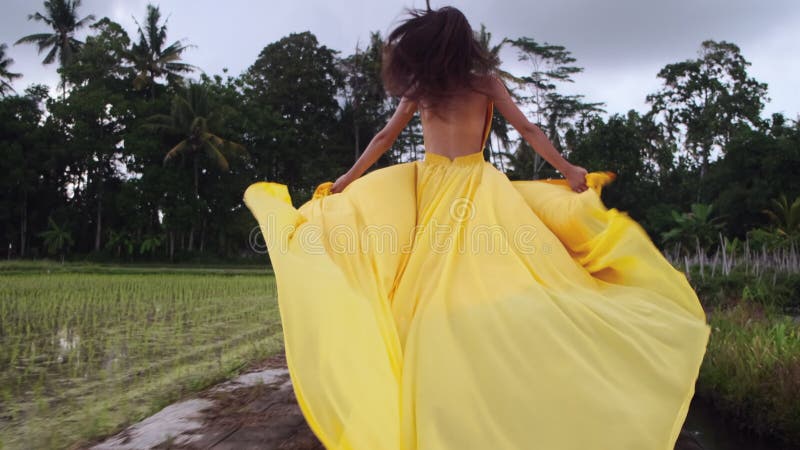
left=1, top=0, right=797, bottom=262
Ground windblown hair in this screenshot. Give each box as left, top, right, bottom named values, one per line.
left=381, top=4, right=499, bottom=113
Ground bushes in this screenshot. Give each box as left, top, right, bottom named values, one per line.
left=697, top=301, right=800, bottom=444
left=689, top=267, right=800, bottom=313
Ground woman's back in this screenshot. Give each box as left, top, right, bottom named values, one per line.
left=419, top=80, right=491, bottom=161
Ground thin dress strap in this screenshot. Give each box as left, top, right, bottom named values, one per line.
left=480, top=100, right=494, bottom=151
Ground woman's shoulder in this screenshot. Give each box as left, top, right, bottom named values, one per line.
left=468, top=72, right=502, bottom=100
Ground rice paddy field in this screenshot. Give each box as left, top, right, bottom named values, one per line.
left=0, top=261, right=282, bottom=450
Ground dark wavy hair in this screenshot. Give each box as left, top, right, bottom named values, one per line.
left=381, top=4, right=498, bottom=113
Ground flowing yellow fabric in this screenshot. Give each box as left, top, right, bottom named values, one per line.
left=243, top=101, right=710, bottom=450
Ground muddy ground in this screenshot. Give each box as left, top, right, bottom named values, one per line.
left=87, top=349, right=703, bottom=449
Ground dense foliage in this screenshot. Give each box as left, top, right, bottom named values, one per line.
left=1, top=1, right=798, bottom=262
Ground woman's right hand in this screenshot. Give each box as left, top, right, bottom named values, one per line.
left=562, top=164, right=589, bottom=193
left=331, top=171, right=357, bottom=194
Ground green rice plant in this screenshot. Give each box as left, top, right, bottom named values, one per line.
left=0, top=265, right=282, bottom=449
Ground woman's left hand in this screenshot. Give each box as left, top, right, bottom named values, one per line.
left=330, top=171, right=356, bottom=194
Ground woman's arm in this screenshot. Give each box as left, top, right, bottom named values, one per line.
left=330, top=97, right=417, bottom=193
left=486, top=75, right=588, bottom=192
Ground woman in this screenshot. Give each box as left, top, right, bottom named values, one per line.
left=243, top=4, right=710, bottom=450
left=329, top=9, right=589, bottom=195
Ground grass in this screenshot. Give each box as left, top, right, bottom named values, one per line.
left=696, top=296, right=800, bottom=446
left=661, top=237, right=800, bottom=445
left=0, top=259, right=273, bottom=275
left=0, top=261, right=281, bottom=450
left=687, top=267, right=800, bottom=312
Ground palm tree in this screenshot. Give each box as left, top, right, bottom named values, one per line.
left=491, top=33, right=603, bottom=180
left=139, top=234, right=163, bottom=257
left=38, top=217, right=74, bottom=263
left=660, top=203, right=726, bottom=255
left=0, top=44, right=23, bottom=96
left=475, top=24, right=526, bottom=89
left=762, top=194, right=800, bottom=237
left=130, top=3, right=195, bottom=98
left=14, top=0, right=95, bottom=94
left=747, top=194, right=800, bottom=251
left=147, top=82, right=249, bottom=198
left=146, top=82, right=248, bottom=253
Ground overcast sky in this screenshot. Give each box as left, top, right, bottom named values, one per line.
left=2, top=0, right=798, bottom=120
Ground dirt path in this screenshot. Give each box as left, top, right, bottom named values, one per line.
left=87, top=349, right=704, bottom=449
left=175, top=352, right=323, bottom=450
left=87, top=351, right=323, bottom=449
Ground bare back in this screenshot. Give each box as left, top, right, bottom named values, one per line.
left=419, top=79, right=492, bottom=161
left=373, top=74, right=538, bottom=169
left=333, top=74, right=586, bottom=194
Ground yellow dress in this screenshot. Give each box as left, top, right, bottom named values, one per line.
left=243, top=100, right=711, bottom=450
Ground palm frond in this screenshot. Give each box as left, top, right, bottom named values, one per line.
left=133, top=71, right=150, bottom=90
left=164, top=139, right=190, bottom=164
left=202, top=139, right=229, bottom=172
left=0, top=80, right=16, bottom=96
left=204, top=132, right=250, bottom=161
left=0, top=44, right=23, bottom=84
left=14, top=33, right=55, bottom=46
left=74, top=14, right=96, bottom=28
left=28, top=12, right=54, bottom=26
left=43, top=45, right=59, bottom=65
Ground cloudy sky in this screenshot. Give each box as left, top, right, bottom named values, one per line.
left=2, top=0, right=798, bottom=120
